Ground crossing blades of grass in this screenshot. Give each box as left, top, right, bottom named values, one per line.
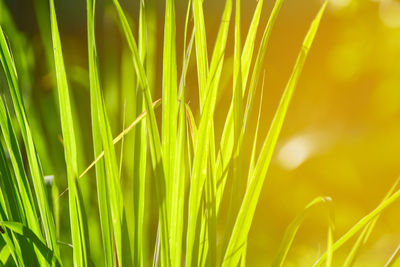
left=185, top=0, right=232, bottom=265
left=215, top=0, right=283, bottom=215
left=272, top=196, right=333, bottom=267
left=0, top=221, right=61, bottom=266
left=0, top=142, right=25, bottom=266
left=77, top=99, right=160, bottom=180
left=0, top=99, right=38, bottom=233
left=343, top=177, right=400, bottom=267
left=0, top=25, right=59, bottom=257
left=221, top=3, right=327, bottom=266
left=0, top=99, right=48, bottom=266
left=111, top=1, right=171, bottom=265
left=314, top=177, right=400, bottom=267
left=87, top=0, right=134, bottom=266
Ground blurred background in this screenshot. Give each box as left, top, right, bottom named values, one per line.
left=1, top=0, right=400, bottom=266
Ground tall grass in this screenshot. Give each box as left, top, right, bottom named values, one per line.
left=1, top=0, right=400, bottom=266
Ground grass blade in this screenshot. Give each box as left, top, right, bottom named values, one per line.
left=0, top=221, right=61, bottom=266
left=111, top=1, right=171, bottom=265
left=222, top=3, right=327, bottom=266
left=86, top=0, right=113, bottom=266
left=49, top=0, right=89, bottom=265
left=0, top=25, right=58, bottom=257
left=343, top=178, right=400, bottom=267
left=222, top=0, right=244, bottom=257
left=313, top=183, right=400, bottom=266
left=272, top=196, right=333, bottom=267
left=133, top=3, right=147, bottom=266
left=215, top=0, right=284, bottom=215
left=193, top=0, right=209, bottom=106
left=87, top=0, right=134, bottom=266
left=185, top=0, right=232, bottom=265
left=384, top=244, right=400, bottom=267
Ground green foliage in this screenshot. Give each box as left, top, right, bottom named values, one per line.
left=5, top=0, right=398, bottom=266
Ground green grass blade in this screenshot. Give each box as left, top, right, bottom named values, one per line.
left=0, top=221, right=61, bottom=266
left=248, top=72, right=265, bottom=179
left=0, top=199, right=20, bottom=266
left=133, top=3, right=147, bottom=266
left=78, top=99, right=160, bottom=180
left=0, top=242, right=11, bottom=265
left=0, top=25, right=58, bottom=256
left=384, top=244, right=400, bottom=267
left=162, top=0, right=178, bottom=194
left=111, top=2, right=170, bottom=265
left=326, top=222, right=334, bottom=267
left=49, top=0, right=89, bottom=265
left=222, top=3, right=327, bottom=266
left=193, top=0, right=209, bottom=106
left=222, top=0, right=244, bottom=257
left=0, top=145, right=28, bottom=266
left=0, top=99, right=38, bottom=228
left=241, top=0, right=263, bottom=90
left=86, top=0, right=113, bottom=266
left=88, top=0, right=134, bottom=266
left=343, top=178, right=400, bottom=267
left=162, top=0, right=179, bottom=263
left=0, top=100, right=49, bottom=266
left=169, top=1, right=192, bottom=266
left=185, top=0, right=232, bottom=265
left=314, top=186, right=400, bottom=266
left=186, top=103, right=198, bottom=148
left=215, top=0, right=284, bottom=215
left=272, top=196, right=333, bottom=267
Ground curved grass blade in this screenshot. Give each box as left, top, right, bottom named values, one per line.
left=0, top=25, right=58, bottom=257
left=222, top=3, right=327, bottom=266
left=272, top=196, right=333, bottom=267
left=0, top=221, right=61, bottom=266
left=343, top=178, right=400, bottom=267
left=314, top=178, right=400, bottom=267
left=0, top=103, right=50, bottom=266
left=0, top=99, right=38, bottom=231
left=0, top=143, right=26, bottom=266
left=314, top=190, right=400, bottom=266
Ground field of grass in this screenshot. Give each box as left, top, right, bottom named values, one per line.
left=1, top=0, right=400, bottom=266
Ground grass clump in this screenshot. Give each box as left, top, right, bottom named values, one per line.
left=2, top=0, right=399, bottom=266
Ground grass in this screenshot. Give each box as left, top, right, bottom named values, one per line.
left=1, top=0, right=400, bottom=266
